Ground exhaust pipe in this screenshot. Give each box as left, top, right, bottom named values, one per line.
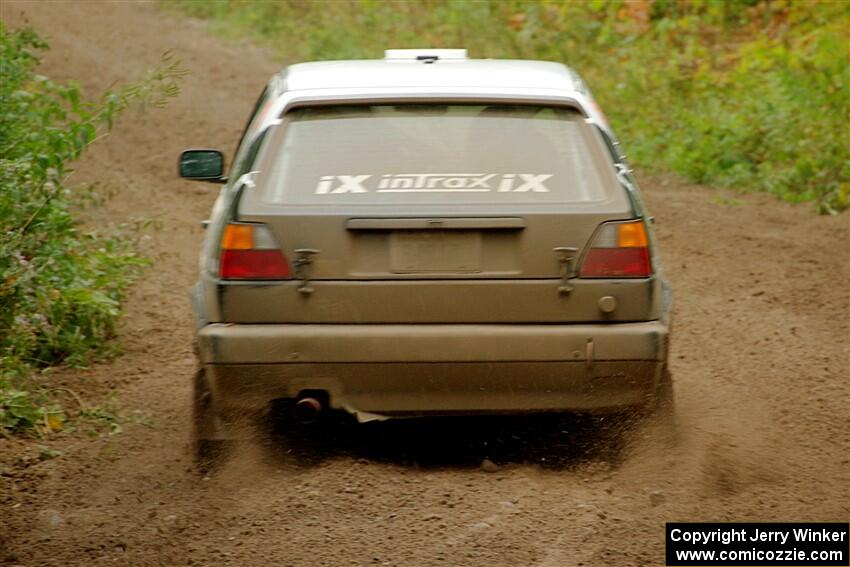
left=294, top=397, right=323, bottom=423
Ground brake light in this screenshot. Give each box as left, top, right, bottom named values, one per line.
left=219, top=222, right=291, bottom=280
left=580, top=220, right=652, bottom=278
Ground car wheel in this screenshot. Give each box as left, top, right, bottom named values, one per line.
left=646, top=366, right=677, bottom=446
left=192, top=366, right=230, bottom=469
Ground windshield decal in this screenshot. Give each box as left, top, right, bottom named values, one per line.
left=314, top=173, right=552, bottom=194
left=315, top=175, right=371, bottom=194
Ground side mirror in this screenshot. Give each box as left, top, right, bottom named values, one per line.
left=179, top=149, right=226, bottom=182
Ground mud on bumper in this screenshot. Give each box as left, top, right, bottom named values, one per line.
left=197, top=322, right=669, bottom=419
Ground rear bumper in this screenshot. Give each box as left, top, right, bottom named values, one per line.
left=197, top=322, right=669, bottom=418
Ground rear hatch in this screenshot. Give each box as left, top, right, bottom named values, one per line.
left=222, top=104, right=659, bottom=323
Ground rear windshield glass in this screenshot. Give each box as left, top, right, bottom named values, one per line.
left=262, top=105, right=611, bottom=206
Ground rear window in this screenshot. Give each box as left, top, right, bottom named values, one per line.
left=262, top=104, right=612, bottom=206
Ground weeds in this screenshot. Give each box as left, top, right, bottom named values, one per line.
left=167, top=0, right=849, bottom=212
left=0, top=23, right=183, bottom=434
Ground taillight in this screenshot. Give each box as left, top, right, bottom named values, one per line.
left=218, top=222, right=291, bottom=280
left=579, top=220, right=652, bottom=278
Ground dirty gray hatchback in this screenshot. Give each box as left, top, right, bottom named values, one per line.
left=179, top=49, right=673, bottom=457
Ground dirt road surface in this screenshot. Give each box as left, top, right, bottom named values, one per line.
left=1, top=2, right=848, bottom=566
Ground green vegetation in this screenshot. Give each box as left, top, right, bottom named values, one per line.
left=168, top=0, right=849, bottom=212
left=0, top=24, right=183, bottom=435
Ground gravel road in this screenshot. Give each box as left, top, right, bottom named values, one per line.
left=1, top=2, right=848, bottom=566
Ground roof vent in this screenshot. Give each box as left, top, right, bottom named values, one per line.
left=384, top=49, right=468, bottom=63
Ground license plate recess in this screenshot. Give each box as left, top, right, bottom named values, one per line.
left=390, top=230, right=481, bottom=273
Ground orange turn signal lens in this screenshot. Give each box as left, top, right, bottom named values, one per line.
left=221, top=223, right=254, bottom=250
left=617, top=221, right=648, bottom=248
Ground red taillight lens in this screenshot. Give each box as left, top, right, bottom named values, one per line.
left=219, top=223, right=291, bottom=280
left=220, top=249, right=291, bottom=279
left=581, top=247, right=651, bottom=277
left=579, top=220, right=652, bottom=278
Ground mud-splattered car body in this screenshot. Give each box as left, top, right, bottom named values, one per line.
left=180, top=49, right=672, bottom=437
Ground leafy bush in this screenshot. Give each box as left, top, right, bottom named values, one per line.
left=0, top=24, right=183, bottom=434
left=167, top=0, right=849, bottom=212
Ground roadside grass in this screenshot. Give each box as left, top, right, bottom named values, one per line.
left=0, top=24, right=183, bottom=436
left=166, top=0, right=849, bottom=213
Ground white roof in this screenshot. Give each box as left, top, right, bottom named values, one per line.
left=281, top=50, right=585, bottom=94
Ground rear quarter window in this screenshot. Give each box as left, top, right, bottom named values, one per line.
left=258, top=104, right=619, bottom=207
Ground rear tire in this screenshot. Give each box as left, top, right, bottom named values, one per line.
left=646, top=366, right=677, bottom=446
left=192, top=367, right=230, bottom=470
